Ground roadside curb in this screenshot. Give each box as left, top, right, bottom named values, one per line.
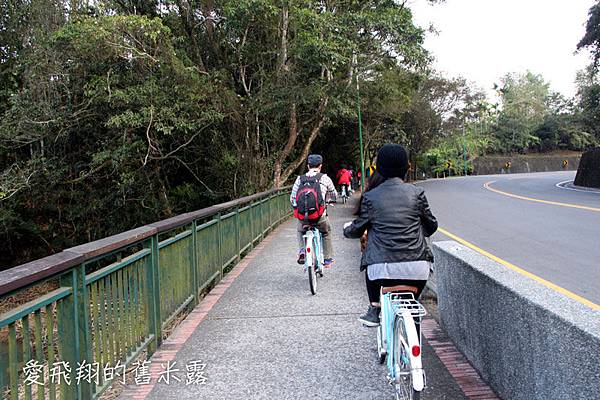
left=556, top=180, right=600, bottom=194
left=422, top=317, right=500, bottom=400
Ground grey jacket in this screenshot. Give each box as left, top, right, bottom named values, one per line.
left=343, top=178, right=438, bottom=270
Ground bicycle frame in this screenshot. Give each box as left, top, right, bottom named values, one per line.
left=380, top=291, right=426, bottom=394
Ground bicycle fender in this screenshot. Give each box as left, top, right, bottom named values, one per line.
left=402, top=309, right=425, bottom=391
left=304, top=231, right=315, bottom=268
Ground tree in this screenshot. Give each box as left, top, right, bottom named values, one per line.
left=575, top=65, right=600, bottom=145
left=265, top=1, right=429, bottom=186
left=575, top=1, right=600, bottom=146
left=578, top=1, right=600, bottom=68
left=400, top=74, right=479, bottom=178
left=493, top=72, right=551, bottom=153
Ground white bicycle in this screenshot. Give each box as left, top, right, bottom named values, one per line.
left=340, top=184, right=349, bottom=204
left=376, top=285, right=427, bottom=400
left=302, top=223, right=324, bottom=295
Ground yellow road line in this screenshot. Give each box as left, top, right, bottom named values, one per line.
left=484, top=180, right=600, bottom=212
left=438, top=227, right=600, bottom=312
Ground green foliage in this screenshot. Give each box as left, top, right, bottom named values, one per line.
left=0, top=14, right=227, bottom=266
left=0, top=0, right=430, bottom=267
left=423, top=123, right=495, bottom=176
left=576, top=2, right=600, bottom=146
left=419, top=68, right=596, bottom=177
left=578, top=1, right=600, bottom=68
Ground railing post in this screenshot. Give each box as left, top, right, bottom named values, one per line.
left=279, top=191, right=284, bottom=222
left=235, top=207, right=241, bottom=262
left=147, top=235, right=162, bottom=353
left=278, top=191, right=281, bottom=220
left=57, top=265, right=92, bottom=399
left=261, top=199, right=266, bottom=239
left=217, top=212, right=224, bottom=279
left=191, top=221, right=199, bottom=305
left=249, top=204, right=255, bottom=250
left=268, top=193, right=273, bottom=232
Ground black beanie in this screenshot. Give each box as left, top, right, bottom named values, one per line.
left=376, top=144, right=409, bottom=178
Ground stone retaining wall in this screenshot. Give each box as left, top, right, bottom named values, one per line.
left=432, top=241, right=600, bottom=400
left=473, top=154, right=581, bottom=175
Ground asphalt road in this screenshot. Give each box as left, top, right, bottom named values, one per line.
left=419, top=171, right=600, bottom=306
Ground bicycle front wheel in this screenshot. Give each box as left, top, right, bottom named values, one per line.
left=392, top=315, right=420, bottom=400
left=377, top=325, right=386, bottom=364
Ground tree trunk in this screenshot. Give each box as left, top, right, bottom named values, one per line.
left=280, top=98, right=329, bottom=184
left=278, top=3, right=290, bottom=74
left=202, top=0, right=221, bottom=62
left=175, top=0, right=207, bottom=72
left=273, top=103, right=298, bottom=187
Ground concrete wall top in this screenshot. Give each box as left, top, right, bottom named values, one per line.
left=433, top=241, right=600, bottom=338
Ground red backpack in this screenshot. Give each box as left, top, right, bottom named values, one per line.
left=294, top=173, right=326, bottom=221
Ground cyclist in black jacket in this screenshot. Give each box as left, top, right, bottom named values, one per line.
left=343, top=144, right=438, bottom=326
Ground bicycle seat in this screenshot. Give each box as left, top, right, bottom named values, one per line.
left=381, top=285, right=419, bottom=295
left=302, top=223, right=318, bottom=232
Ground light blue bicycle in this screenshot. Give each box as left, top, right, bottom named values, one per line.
left=376, top=285, right=427, bottom=400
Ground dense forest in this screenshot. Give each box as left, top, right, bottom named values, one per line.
left=1, top=0, right=600, bottom=268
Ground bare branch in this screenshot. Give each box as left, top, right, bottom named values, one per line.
left=173, top=156, right=215, bottom=194
left=0, top=165, right=36, bottom=202
left=150, top=127, right=209, bottom=161
left=143, top=107, right=156, bottom=166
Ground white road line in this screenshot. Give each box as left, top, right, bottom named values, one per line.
left=555, top=180, right=600, bottom=195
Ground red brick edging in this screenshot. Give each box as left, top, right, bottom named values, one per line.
left=118, top=228, right=280, bottom=399
left=421, top=317, right=500, bottom=400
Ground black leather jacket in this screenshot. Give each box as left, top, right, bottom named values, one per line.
left=343, top=178, right=438, bottom=270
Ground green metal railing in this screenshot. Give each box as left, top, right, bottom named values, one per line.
left=0, top=187, right=292, bottom=399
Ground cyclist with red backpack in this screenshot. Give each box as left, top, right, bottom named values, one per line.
left=290, top=154, right=337, bottom=266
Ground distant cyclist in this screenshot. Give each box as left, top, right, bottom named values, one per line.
left=290, top=154, right=337, bottom=266
left=336, top=165, right=352, bottom=197
left=348, top=167, right=357, bottom=192
left=343, top=144, right=438, bottom=326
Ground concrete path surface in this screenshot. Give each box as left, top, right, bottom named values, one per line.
left=120, top=198, right=489, bottom=400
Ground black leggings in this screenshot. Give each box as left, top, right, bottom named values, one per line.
left=365, top=272, right=427, bottom=303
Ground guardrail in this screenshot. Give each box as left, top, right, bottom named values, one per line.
left=432, top=241, right=600, bottom=400
left=0, top=187, right=292, bottom=399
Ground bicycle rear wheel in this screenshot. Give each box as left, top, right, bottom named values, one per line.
left=308, top=248, right=318, bottom=295
left=392, top=315, right=420, bottom=400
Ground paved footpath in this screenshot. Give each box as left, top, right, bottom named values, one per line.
left=119, top=198, right=497, bottom=400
